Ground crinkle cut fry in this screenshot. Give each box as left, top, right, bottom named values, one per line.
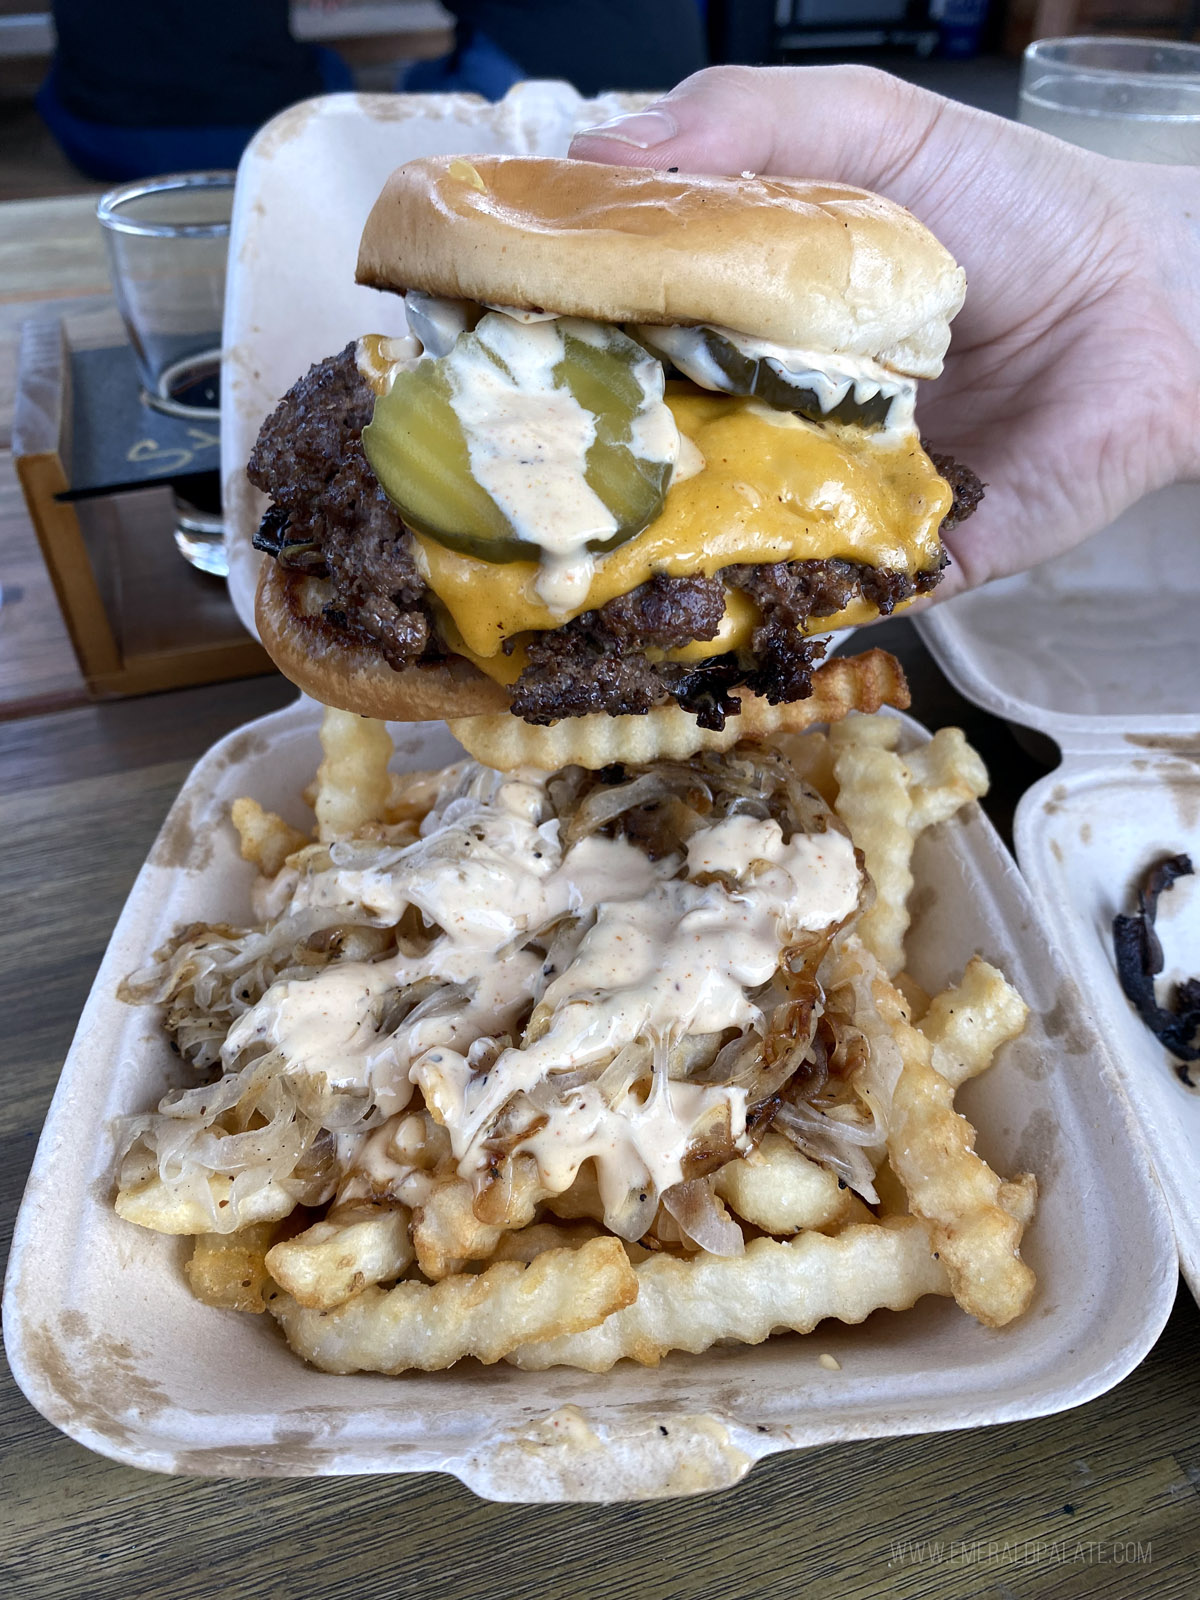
left=411, top=1169, right=543, bottom=1280
left=265, top=1205, right=413, bottom=1310
left=115, top=1170, right=300, bottom=1235
left=449, top=649, right=910, bottom=772
left=918, top=956, right=1030, bottom=1091
left=507, top=1218, right=950, bottom=1373
left=830, top=719, right=989, bottom=976
left=714, top=1132, right=867, bottom=1235
left=230, top=797, right=309, bottom=877
left=268, top=1236, right=637, bottom=1373
left=877, top=972, right=1036, bottom=1328
left=829, top=717, right=913, bottom=977
left=314, top=707, right=394, bottom=842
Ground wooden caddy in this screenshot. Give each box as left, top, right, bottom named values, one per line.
left=13, top=319, right=271, bottom=697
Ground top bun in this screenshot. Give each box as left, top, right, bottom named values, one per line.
left=356, top=155, right=965, bottom=379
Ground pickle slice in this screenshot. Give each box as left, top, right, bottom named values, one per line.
left=363, top=354, right=522, bottom=558
left=700, top=330, right=896, bottom=429
left=362, top=314, right=674, bottom=565
left=636, top=325, right=896, bottom=430
left=558, top=324, right=674, bottom=556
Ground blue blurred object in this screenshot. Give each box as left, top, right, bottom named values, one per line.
left=932, top=0, right=989, bottom=60
left=401, top=0, right=706, bottom=100
left=37, top=47, right=353, bottom=182
left=401, top=30, right=524, bottom=100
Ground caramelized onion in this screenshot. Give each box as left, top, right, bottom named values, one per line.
left=773, top=1100, right=881, bottom=1203
left=662, top=1177, right=744, bottom=1256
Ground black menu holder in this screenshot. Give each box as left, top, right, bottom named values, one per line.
left=13, top=318, right=270, bottom=697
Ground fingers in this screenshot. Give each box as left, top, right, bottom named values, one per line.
left=570, top=65, right=999, bottom=222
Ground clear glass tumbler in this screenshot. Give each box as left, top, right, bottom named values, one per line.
left=97, top=173, right=234, bottom=575
left=1019, top=36, right=1200, bottom=163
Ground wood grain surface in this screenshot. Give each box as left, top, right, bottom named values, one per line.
left=0, top=197, right=268, bottom=714
left=1, top=633, right=1197, bottom=1600
left=0, top=196, right=119, bottom=714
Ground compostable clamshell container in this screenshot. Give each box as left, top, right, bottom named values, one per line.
left=919, top=480, right=1200, bottom=1295
left=2, top=88, right=1181, bottom=1499
left=2, top=696, right=1179, bottom=1495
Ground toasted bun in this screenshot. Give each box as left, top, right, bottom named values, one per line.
left=255, top=562, right=509, bottom=720
left=356, top=155, right=965, bottom=379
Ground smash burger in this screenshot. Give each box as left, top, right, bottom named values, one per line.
left=248, top=155, right=981, bottom=728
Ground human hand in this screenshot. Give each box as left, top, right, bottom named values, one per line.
left=570, top=66, right=1200, bottom=599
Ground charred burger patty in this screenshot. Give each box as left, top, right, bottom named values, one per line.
left=249, top=343, right=981, bottom=729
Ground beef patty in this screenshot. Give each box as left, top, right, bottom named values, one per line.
left=248, top=346, right=981, bottom=728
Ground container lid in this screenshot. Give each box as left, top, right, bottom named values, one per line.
left=1015, top=757, right=1200, bottom=1296
left=920, top=481, right=1200, bottom=1289
left=918, top=482, right=1200, bottom=748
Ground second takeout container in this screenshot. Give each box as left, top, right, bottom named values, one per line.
left=919, top=481, right=1200, bottom=1295
left=4, top=86, right=1179, bottom=1499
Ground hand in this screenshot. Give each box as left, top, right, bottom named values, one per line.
left=570, top=66, right=1200, bottom=599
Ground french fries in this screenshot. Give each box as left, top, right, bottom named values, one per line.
left=230, top=798, right=308, bottom=877
left=114, top=1168, right=299, bottom=1235
left=919, top=956, right=1030, bottom=1090
left=714, top=1133, right=866, bottom=1235
left=876, top=968, right=1036, bottom=1328
left=508, top=1219, right=950, bottom=1372
left=830, top=716, right=914, bottom=977
left=186, top=1223, right=278, bottom=1313
left=449, top=650, right=909, bottom=771
left=269, top=1237, right=638, bottom=1373
left=118, top=695, right=1038, bottom=1377
left=830, top=717, right=989, bottom=975
left=265, top=1204, right=413, bottom=1310
left=312, top=707, right=394, bottom=842
left=411, top=1178, right=506, bottom=1280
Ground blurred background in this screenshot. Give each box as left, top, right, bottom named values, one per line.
left=2, top=0, right=1198, bottom=199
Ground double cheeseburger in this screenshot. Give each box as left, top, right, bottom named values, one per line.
left=249, top=156, right=980, bottom=729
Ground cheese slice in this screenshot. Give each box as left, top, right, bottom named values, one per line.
left=415, top=388, right=950, bottom=660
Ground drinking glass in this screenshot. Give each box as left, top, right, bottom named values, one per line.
left=1019, top=37, right=1200, bottom=163
left=97, top=172, right=234, bottom=574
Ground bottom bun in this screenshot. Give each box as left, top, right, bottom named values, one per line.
left=254, top=561, right=511, bottom=721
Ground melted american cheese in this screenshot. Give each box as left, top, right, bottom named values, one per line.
left=415, top=388, right=950, bottom=659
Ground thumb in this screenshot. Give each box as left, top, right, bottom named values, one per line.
left=569, top=64, right=1006, bottom=232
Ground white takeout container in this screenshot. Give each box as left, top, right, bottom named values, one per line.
left=3, top=88, right=1180, bottom=1498
left=3, top=696, right=1179, bottom=1495
left=919, top=481, right=1200, bottom=1297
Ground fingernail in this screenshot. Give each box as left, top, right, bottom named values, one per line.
left=572, top=109, right=678, bottom=149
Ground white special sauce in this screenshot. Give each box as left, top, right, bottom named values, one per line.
left=358, top=299, right=689, bottom=615
left=632, top=323, right=917, bottom=436
left=444, top=313, right=680, bottom=612
left=222, top=762, right=861, bottom=1226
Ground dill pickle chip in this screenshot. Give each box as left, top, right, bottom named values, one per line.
left=557, top=325, right=674, bottom=555
left=362, top=355, right=528, bottom=559
left=696, top=330, right=895, bottom=429
left=362, top=313, right=674, bottom=564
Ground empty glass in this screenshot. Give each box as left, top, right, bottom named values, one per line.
left=97, top=172, right=233, bottom=574
left=1019, top=37, right=1200, bottom=164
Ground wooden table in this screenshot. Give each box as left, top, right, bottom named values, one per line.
left=0, top=195, right=114, bottom=715
left=1, top=201, right=1198, bottom=1600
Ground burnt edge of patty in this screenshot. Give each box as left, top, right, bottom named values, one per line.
left=248, top=346, right=980, bottom=726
